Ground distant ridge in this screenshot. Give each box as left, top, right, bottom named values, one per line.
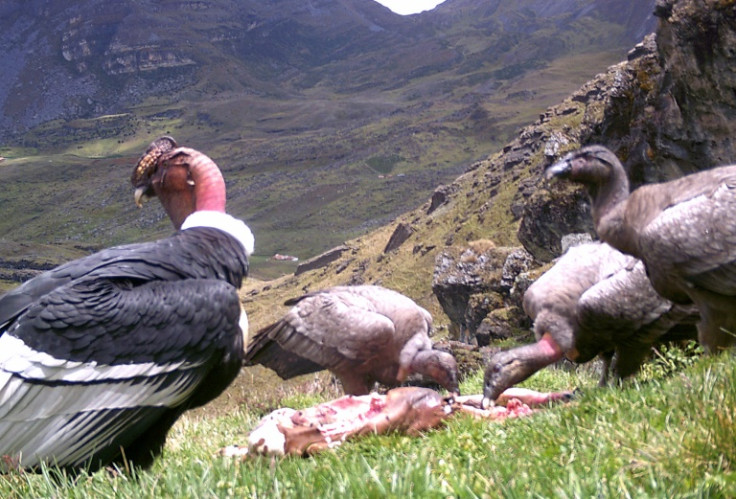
left=0, top=0, right=655, bottom=135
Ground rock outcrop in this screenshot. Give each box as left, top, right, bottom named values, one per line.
left=383, top=223, right=415, bottom=253
left=432, top=241, right=533, bottom=346
left=295, top=245, right=351, bottom=276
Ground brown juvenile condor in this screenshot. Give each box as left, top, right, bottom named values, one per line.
left=0, top=137, right=253, bottom=473
left=482, top=241, right=697, bottom=406
left=546, top=145, right=736, bottom=354
left=244, top=285, right=459, bottom=396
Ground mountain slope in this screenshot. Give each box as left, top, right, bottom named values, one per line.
left=0, top=0, right=655, bottom=281
left=0, top=0, right=654, bottom=135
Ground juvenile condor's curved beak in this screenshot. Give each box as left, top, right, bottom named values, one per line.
left=545, top=156, right=572, bottom=179
left=480, top=333, right=565, bottom=410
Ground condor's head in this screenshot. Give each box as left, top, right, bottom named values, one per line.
left=132, top=136, right=227, bottom=230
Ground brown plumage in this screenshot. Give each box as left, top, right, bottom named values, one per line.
left=546, top=145, right=736, bottom=353
left=244, top=285, right=459, bottom=395
left=482, top=242, right=697, bottom=405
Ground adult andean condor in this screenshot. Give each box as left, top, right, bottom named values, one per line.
left=0, top=137, right=253, bottom=472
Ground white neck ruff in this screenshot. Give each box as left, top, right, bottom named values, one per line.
left=181, top=211, right=255, bottom=256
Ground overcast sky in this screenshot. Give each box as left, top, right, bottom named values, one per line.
left=373, top=0, right=446, bottom=15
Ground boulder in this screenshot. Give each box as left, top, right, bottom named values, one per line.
left=432, top=242, right=534, bottom=346
left=383, top=223, right=414, bottom=253
left=295, top=245, right=350, bottom=276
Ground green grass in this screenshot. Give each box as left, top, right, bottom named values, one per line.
left=3, top=347, right=735, bottom=497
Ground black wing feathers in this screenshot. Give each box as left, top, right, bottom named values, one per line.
left=0, top=227, right=247, bottom=335
left=0, top=226, right=248, bottom=471
left=12, top=277, right=241, bottom=365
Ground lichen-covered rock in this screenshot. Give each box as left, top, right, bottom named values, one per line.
left=517, top=184, right=595, bottom=261
left=476, top=310, right=519, bottom=346
left=432, top=242, right=535, bottom=345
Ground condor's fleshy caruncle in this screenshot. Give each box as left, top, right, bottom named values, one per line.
left=546, top=145, right=736, bottom=353
left=0, top=137, right=253, bottom=473
left=482, top=242, right=697, bottom=406
left=244, top=285, right=459, bottom=396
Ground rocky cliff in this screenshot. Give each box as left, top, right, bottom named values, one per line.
left=434, top=0, right=736, bottom=344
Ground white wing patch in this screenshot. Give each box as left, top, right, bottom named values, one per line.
left=1, top=405, right=153, bottom=469
left=0, top=334, right=202, bottom=383
left=239, top=305, right=249, bottom=347
left=0, top=334, right=205, bottom=469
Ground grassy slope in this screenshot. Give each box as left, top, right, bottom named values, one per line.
left=2, top=347, right=733, bottom=497
left=1, top=47, right=631, bottom=420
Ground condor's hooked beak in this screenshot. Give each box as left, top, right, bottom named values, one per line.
left=545, top=157, right=572, bottom=179
left=134, top=187, right=149, bottom=208
left=131, top=136, right=178, bottom=208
